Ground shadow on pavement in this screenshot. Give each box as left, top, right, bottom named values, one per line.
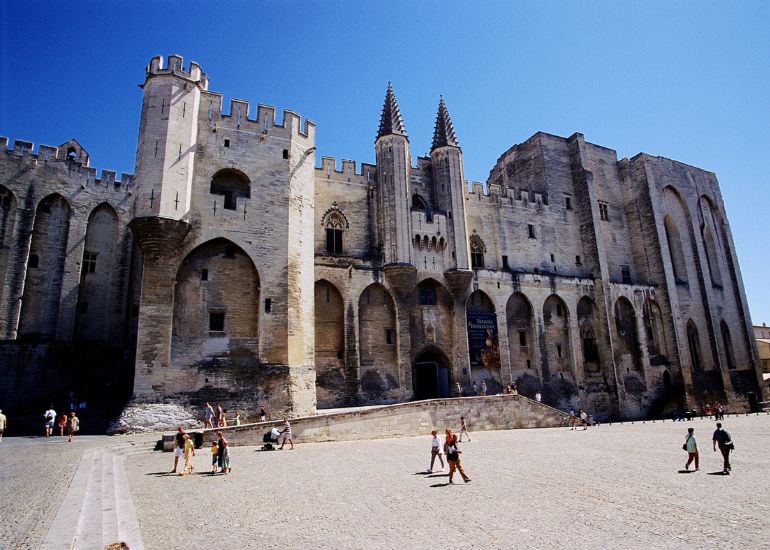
left=677, top=470, right=696, bottom=474
left=427, top=473, right=449, bottom=478
left=430, top=483, right=450, bottom=488
left=707, top=471, right=729, bottom=475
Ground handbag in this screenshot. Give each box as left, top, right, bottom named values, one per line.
left=682, top=434, right=691, bottom=452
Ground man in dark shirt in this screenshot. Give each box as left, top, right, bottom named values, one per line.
left=171, top=426, right=186, bottom=473
left=712, top=422, right=734, bottom=474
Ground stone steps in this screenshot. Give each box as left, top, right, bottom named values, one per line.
left=40, top=445, right=145, bottom=549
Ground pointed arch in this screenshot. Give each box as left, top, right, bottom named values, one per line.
left=321, top=204, right=348, bottom=255
left=698, top=196, right=723, bottom=287
left=686, top=319, right=703, bottom=372
left=577, top=297, right=600, bottom=366
left=74, top=203, right=120, bottom=343
left=171, top=238, right=260, bottom=365
left=642, top=298, right=668, bottom=360
left=507, top=292, right=535, bottom=373
left=664, top=214, right=687, bottom=283
left=613, top=297, right=642, bottom=371
left=720, top=320, right=736, bottom=371
left=19, top=193, right=72, bottom=338
left=543, top=294, right=571, bottom=371
left=315, top=279, right=346, bottom=407
left=359, top=283, right=399, bottom=402
left=210, top=168, right=251, bottom=210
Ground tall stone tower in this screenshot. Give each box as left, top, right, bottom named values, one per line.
left=430, top=97, right=470, bottom=271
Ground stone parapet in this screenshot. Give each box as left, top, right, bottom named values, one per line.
left=184, top=395, right=569, bottom=448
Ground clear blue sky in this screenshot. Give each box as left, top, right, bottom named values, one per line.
left=1, top=1, right=768, bottom=324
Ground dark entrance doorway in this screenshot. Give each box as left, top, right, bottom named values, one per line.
left=413, top=348, right=451, bottom=400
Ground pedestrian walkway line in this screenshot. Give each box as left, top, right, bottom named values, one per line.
left=113, top=453, right=145, bottom=550
left=72, top=449, right=103, bottom=548
left=39, top=449, right=94, bottom=550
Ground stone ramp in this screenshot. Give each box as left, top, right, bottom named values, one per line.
left=188, top=394, right=569, bottom=447
left=40, top=441, right=149, bottom=550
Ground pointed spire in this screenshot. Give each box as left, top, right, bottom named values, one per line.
left=376, top=82, right=408, bottom=140
left=431, top=95, right=459, bottom=151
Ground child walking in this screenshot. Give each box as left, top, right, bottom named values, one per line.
left=179, top=434, right=195, bottom=476
left=210, top=440, right=219, bottom=474
left=221, top=441, right=231, bottom=474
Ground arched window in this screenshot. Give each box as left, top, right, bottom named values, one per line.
left=702, top=226, right=723, bottom=287
left=581, top=324, right=599, bottom=362
left=686, top=320, right=702, bottom=371
left=66, top=147, right=77, bottom=161
left=210, top=169, right=251, bottom=210
left=720, top=320, right=736, bottom=370
left=325, top=212, right=345, bottom=254
left=470, top=235, right=485, bottom=269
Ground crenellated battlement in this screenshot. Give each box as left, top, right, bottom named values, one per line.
left=1, top=136, right=134, bottom=190
left=466, top=177, right=551, bottom=210
left=145, top=54, right=209, bottom=90
left=316, top=156, right=377, bottom=180
left=200, top=92, right=315, bottom=140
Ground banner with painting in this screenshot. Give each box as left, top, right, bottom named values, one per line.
left=467, top=312, right=500, bottom=369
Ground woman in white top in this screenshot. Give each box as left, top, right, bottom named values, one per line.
left=428, top=430, right=445, bottom=473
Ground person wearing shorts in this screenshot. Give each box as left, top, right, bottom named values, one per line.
left=171, top=426, right=186, bottom=473
left=44, top=405, right=56, bottom=437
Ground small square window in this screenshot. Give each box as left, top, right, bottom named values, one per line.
left=550, top=253, right=555, bottom=263
left=201, top=269, right=208, bottom=281
left=265, top=298, right=272, bottom=313
left=576, top=255, right=582, bottom=266
left=385, top=328, right=395, bottom=345
left=565, top=196, right=572, bottom=210
left=528, top=224, right=535, bottom=238
left=224, top=139, right=230, bottom=148
left=502, top=255, right=509, bottom=270
left=209, top=311, right=225, bottom=332
left=282, top=149, right=289, bottom=159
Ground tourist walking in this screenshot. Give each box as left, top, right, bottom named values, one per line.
left=44, top=405, right=56, bottom=437
left=215, top=403, right=224, bottom=427
left=535, top=392, right=542, bottom=403
left=67, top=412, right=80, bottom=443
left=58, top=413, right=68, bottom=436
left=579, top=409, right=589, bottom=429
left=179, top=434, right=195, bottom=476
left=171, top=426, right=186, bottom=473
left=455, top=382, right=462, bottom=397
left=210, top=441, right=219, bottom=473
left=427, top=430, right=445, bottom=473
left=0, top=409, right=6, bottom=442
left=259, top=405, right=267, bottom=422
left=459, top=416, right=470, bottom=442
left=203, top=402, right=215, bottom=428
left=279, top=417, right=294, bottom=450
left=444, top=430, right=471, bottom=484
left=683, top=427, right=699, bottom=471
left=712, top=422, right=734, bottom=474
left=480, top=380, right=488, bottom=396
left=233, top=410, right=241, bottom=426
left=472, top=382, right=478, bottom=395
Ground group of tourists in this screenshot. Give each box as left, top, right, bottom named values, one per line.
left=681, top=422, right=735, bottom=474
left=202, top=402, right=243, bottom=429
left=172, top=426, right=232, bottom=476
left=426, top=426, right=472, bottom=484
left=43, top=405, right=80, bottom=442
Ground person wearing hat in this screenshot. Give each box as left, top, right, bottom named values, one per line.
left=67, top=411, right=80, bottom=443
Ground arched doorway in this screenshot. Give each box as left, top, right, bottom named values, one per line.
left=413, top=347, right=451, bottom=400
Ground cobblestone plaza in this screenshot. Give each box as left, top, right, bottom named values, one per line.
left=1, top=415, right=768, bottom=549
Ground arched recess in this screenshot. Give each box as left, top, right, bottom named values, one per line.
left=358, top=283, right=399, bottom=402
left=642, top=298, right=668, bottom=362
left=315, top=280, right=345, bottom=408
left=613, top=297, right=642, bottom=372
left=409, top=278, right=454, bottom=394
left=542, top=295, right=571, bottom=374
left=210, top=168, right=251, bottom=210
left=686, top=319, right=703, bottom=372
left=19, top=194, right=72, bottom=338
left=466, top=289, right=501, bottom=392
left=577, top=297, right=601, bottom=372
left=699, top=197, right=723, bottom=287
left=0, top=185, right=18, bottom=311
left=413, top=345, right=452, bottom=399
left=507, top=292, right=535, bottom=371
left=74, top=203, right=119, bottom=343
left=171, top=238, right=260, bottom=366
left=720, top=320, right=736, bottom=371
left=663, top=214, right=687, bottom=283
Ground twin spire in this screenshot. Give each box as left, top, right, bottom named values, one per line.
left=376, top=84, right=459, bottom=151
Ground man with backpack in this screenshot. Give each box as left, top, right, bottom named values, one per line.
left=712, top=422, right=734, bottom=474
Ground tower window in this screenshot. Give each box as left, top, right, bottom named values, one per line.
left=598, top=201, right=609, bottom=221
left=550, top=253, right=555, bottom=263
left=210, top=169, right=250, bottom=211
left=470, top=236, right=485, bottom=269
left=224, top=139, right=230, bottom=148
left=556, top=303, right=563, bottom=317
left=209, top=311, right=225, bottom=332
left=556, top=343, right=563, bottom=358
left=528, top=224, right=535, bottom=238
left=265, top=298, right=272, bottom=313
left=419, top=285, right=436, bottom=305
left=576, top=255, right=582, bottom=265
left=201, top=269, right=208, bottom=281
left=325, top=212, right=345, bottom=254
left=565, top=196, right=572, bottom=210
left=385, top=328, right=395, bottom=345
left=283, top=149, right=289, bottom=159
left=82, top=251, right=97, bottom=274
left=519, top=331, right=527, bottom=347
left=502, top=255, right=509, bottom=270
left=621, top=265, right=631, bottom=284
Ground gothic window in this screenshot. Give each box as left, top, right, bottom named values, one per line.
left=325, top=212, right=345, bottom=254
left=210, top=169, right=250, bottom=211
left=581, top=324, right=600, bottom=362
left=469, top=235, right=485, bottom=269
left=598, top=201, right=609, bottom=221
left=720, top=320, right=736, bottom=370
left=664, top=215, right=688, bottom=283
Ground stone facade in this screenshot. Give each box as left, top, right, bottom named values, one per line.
left=0, top=54, right=764, bottom=425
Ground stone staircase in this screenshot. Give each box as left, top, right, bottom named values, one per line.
left=39, top=440, right=152, bottom=549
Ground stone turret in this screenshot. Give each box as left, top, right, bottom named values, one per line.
left=375, top=84, right=416, bottom=293
left=429, top=97, right=472, bottom=292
